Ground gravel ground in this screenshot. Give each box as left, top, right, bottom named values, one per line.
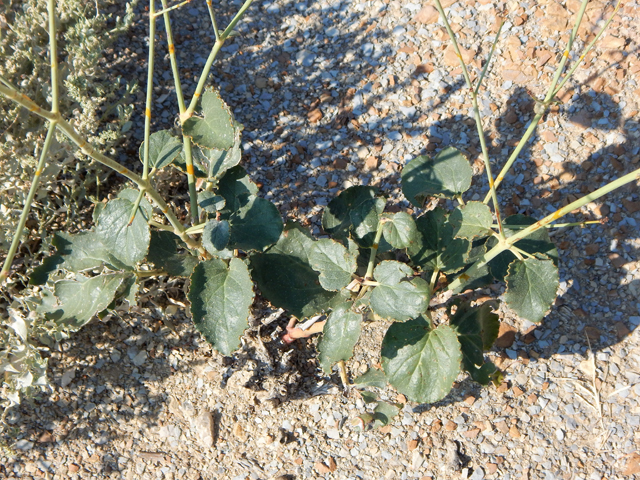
left=2, top=0, right=640, bottom=479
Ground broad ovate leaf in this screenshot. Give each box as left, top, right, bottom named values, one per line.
left=322, top=186, right=387, bottom=247
left=217, top=166, right=259, bottom=213
left=228, top=196, right=283, bottom=251
left=353, top=368, right=388, bottom=389
left=504, top=256, right=559, bottom=323
left=449, top=201, right=493, bottom=240
left=251, top=223, right=336, bottom=319
left=370, top=261, right=430, bottom=322
left=96, top=198, right=151, bottom=267
left=382, top=318, right=461, bottom=404
left=401, top=146, right=473, bottom=207
left=450, top=301, right=500, bottom=384
left=309, top=238, right=357, bottom=291
left=147, top=230, right=199, bottom=277
left=46, top=273, right=126, bottom=330
left=408, top=208, right=470, bottom=274
left=188, top=257, right=254, bottom=355
left=318, top=302, right=362, bottom=373
left=198, top=191, right=226, bottom=214
left=138, top=130, right=182, bottom=169
left=182, top=88, right=235, bottom=150
left=202, top=219, right=231, bottom=255
left=381, top=212, right=418, bottom=249
left=117, top=188, right=153, bottom=220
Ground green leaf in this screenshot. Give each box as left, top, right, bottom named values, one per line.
left=488, top=214, right=558, bottom=281
left=468, top=361, right=500, bottom=386
left=381, top=212, right=418, bottom=249
left=117, top=188, right=153, bottom=219
left=198, top=191, right=226, bottom=214
left=450, top=302, right=500, bottom=383
left=138, top=130, right=183, bottom=169
left=45, top=273, right=126, bottom=330
left=318, top=302, right=362, bottom=373
left=360, top=391, right=379, bottom=404
left=370, top=261, right=430, bottom=322
left=382, top=319, right=461, bottom=404
left=217, top=166, right=259, bottom=213
left=96, top=198, right=151, bottom=267
left=182, top=88, right=235, bottom=150
left=174, top=145, right=209, bottom=178
left=353, top=368, right=388, bottom=389
left=228, top=196, right=283, bottom=251
left=322, top=186, right=387, bottom=248
left=30, top=231, right=129, bottom=285
left=188, top=257, right=254, bottom=355
left=401, top=146, right=473, bottom=207
left=147, top=230, right=199, bottom=277
left=504, top=256, right=559, bottom=323
left=206, top=125, right=242, bottom=179
left=202, top=219, right=230, bottom=255
left=449, top=201, right=493, bottom=240
left=309, top=238, right=357, bottom=291
left=116, top=274, right=139, bottom=306
left=250, top=223, right=336, bottom=319
left=408, top=208, right=470, bottom=274
left=372, top=401, right=401, bottom=429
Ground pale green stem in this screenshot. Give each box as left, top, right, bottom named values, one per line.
left=149, top=219, right=174, bottom=231
left=160, top=0, right=199, bottom=224
left=142, top=0, right=157, bottom=180
left=1, top=122, right=57, bottom=283
left=128, top=188, right=146, bottom=225
left=551, top=0, right=623, bottom=99
left=484, top=0, right=593, bottom=202
left=205, top=0, right=220, bottom=42
left=48, top=0, right=59, bottom=114
left=221, top=0, right=254, bottom=40
left=449, top=166, right=640, bottom=293
left=364, top=221, right=386, bottom=280
left=429, top=269, right=440, bottom=292
left=433, top=0, right=504, bottom=238
left=153, top=0, right=192, bottom=17
left=474, top=21, right=503, bottom=96
left=492, top=220, right=604, bottom=230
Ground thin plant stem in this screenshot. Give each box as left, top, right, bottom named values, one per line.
left=153, top=0, right=192, bottom=17
left=206, top=0, right=220, bottom=42
left=148, top=219, right=175, bottom=231
left=364, top=221, right=386, bottom=281
left=142, top=0, right=157, bottom=181
left=128, top=188, right=146, bottom=225
left=492, top=220, right=604, bottom=230
left=429, top=269, right=439, bottom=292
left=160, top=0, right=199, bottom=224
left=448, top=166, right=640, bottom=293
left=551, top=0, right=623, bottom=99
left=0, top=122, right=57, bottom=283
left=433, top=0, right=505, bottom=238
left=48, top=0, right=59, bottom=115
left=483, top=0, right=601, bottom=202
left=221, top=0, right=254, bottom=40
left=338, top=360, right=349, bottom=389
left=474, top=21, right=503, bottom=96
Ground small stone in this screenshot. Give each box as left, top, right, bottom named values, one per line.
left=512, top=386, right=524, bottom=397
left=294, top=457, right=303, bottom=465
left=585, top=244, right=599, bottom=255
left=569, top=110, right=592, bottom=130
left=396, top=394, right=407, bottom=404
left=307, top=108, right=323, bottom=123
left=495, top=324, right=517, bottom=348
left=408, top=439, right=419, bottom=451
left=365, top=156, right=379, bottom=170
left=60, top=367, right=76, bottom=387
left=255, top=77, right=268, bottom=89
left=444, top=420, right=457, bottom=431
left=333, top=158, right=348, bottom=169
left=443, top=45, right=476, bottom=67
left=486, top=463, right=498, bottom=475
left=68, top=464, right=80, bottom=473
left=357, top=146, right=369, bottom=159
left=38, top=432, right=53, bottom=443
left=509, top=425, right=521, bottom=438
left=327, top=457, right=337, bottom=472
left=194, top=411, right=215, bottom=447
left=527, top=393, right=538, bottom=404
left=464, top=428, right=481, bottom=439
left=585, top=326, right=600, bottom=341
left=613, top=321, right=631, bottom=339
left=232, top=422, right=247, bottom=442
left=504, top=110, right=518, bottom=124
left=414, top=5, right=439, bottom=24
left=315, top=462, right=331, bottom=474
left=622, top=200, right=640, bottom=213
left=464, top=395, right=476, bottom=406
left=494, top=421, right=509, bottom=434
left=555, top=429, right=565, bottom=441
left=431, top=419, right=442, bottom=432
left=608, top=253, right=626, bottom=268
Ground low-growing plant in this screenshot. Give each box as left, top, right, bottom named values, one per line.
left=1, top=0, right=636, bottom=423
